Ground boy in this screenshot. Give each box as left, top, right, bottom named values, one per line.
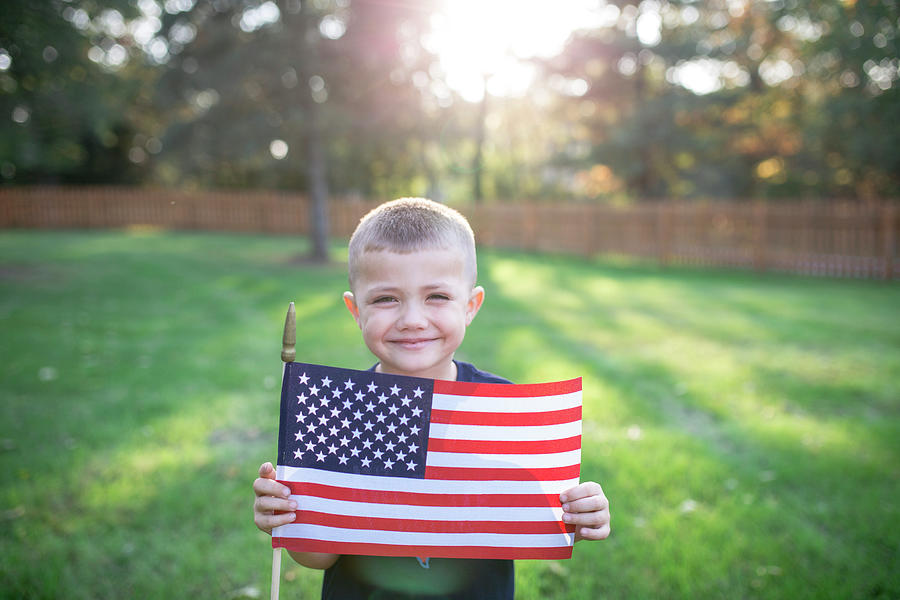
left=253, top=198, right=610, bottom=598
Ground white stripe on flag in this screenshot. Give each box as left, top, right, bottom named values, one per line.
left=289, top=495, right=565, bottom=522
left=432, top=391, right=582, bottom=412
left=275, top=524, right=573, bottom=548
left=277, top=466, right=579, bottom=495
left=425, top=449, right=581, bottom=469
left=427, top=420, right=581, bottom=441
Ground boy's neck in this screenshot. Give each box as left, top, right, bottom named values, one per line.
left=375, top=360, right=458, bottom=382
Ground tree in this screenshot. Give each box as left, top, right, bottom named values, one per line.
left=0, top=0, right=145, bottom=184
left=800, top=0, right=900, bottom=198
left=149, top=0, right=440, bottom=259
left=4, top=0, right=897, bottom=204
left=539, top=0, right=900, bottom=201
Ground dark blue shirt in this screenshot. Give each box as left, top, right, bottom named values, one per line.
left=320, top=361, right=514, bottom=600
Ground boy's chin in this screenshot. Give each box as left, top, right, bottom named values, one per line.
left=379, top=357, right=454, bottom=380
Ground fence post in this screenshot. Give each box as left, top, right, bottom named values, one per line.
left=581, top=204, right=592, bottom=258
left=524, top=204, right=537, bottom=251
left=883, top=202, right=896, bottom=280
left=657, top=201, right=670, bottom=267
left=753, top=201, right=768, bottom=273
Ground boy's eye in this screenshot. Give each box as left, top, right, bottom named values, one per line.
left=372, top=296, right=397, bottom=304
left=428, top=293, right=450, bottom=301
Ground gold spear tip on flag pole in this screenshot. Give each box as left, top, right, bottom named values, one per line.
left=281, top=302, right=296, bottom=363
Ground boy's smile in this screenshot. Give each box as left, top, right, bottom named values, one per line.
left=343, top=248, right=484, bottom=381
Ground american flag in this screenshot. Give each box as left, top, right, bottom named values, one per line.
left=272, top=362, right=582, bottom=560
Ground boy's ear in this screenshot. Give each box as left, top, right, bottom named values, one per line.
left=343, top=291, right=361, bottom=327
left=465, top=286, right=485, bottom=326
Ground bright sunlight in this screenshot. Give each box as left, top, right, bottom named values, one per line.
left=425, top=0, right=608, bottom=102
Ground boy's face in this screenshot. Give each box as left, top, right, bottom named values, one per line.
left=343, top=248, right=484, bottom=381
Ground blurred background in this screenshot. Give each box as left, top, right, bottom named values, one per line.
left=2, top=0, right=899, bottom=276
left=2, top=0, right=898, bottom=200
left=2, top=2, right=899, bottom=599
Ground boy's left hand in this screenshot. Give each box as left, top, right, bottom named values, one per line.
left=560, top=481, right=611, bottom=542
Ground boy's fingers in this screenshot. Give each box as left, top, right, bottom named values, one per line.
left=254, top=507, right=297, bottom=533
left=576, top=524, right=611, bottom=541
left=561, top=493, right=609, bottom=515
left=563, top=507, right=610, bottom=527
left=253, top=476, right=292, bottom=498
left=253, top=461, right=297, bottom=535
left=258, top=461, right=276, bottom=479
left=255, top=495, right=298, bottom=514
left=559, top=481, right=604, bottom=504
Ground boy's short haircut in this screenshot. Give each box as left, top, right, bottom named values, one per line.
left=348, top=197, right=477, bottom=289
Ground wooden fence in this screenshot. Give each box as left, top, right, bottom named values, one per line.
left=1, top=186, right=897, bottom=280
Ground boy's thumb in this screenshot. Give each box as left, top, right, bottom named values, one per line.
left=259, top=461, right=275, bottom=479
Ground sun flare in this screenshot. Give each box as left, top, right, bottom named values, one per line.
left=426, top=0, right=605, bottom=102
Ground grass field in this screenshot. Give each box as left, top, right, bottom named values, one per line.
left=1, top=229, right=898, bottom=599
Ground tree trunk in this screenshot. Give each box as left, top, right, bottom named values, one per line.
left=472, top=78, right=489, bottom=203
left=634, top=64, right=654, bottom=199
left=305, top=97, right=330, bottom=262
left=295, top=5, right=330, bottom=263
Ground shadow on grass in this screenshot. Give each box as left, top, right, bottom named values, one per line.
left=0, top=231, right=358, bottom=598
left=2, top=233, right=898, bottom=599
left=472, top=249, right=900, bottom=599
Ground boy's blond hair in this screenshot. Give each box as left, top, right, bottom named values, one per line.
left=348, top=198, right=477, bottom=289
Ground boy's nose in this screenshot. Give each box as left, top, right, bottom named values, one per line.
left=397, top=302, right=428, bottom=329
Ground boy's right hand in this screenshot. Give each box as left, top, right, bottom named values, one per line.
left=253, top=461, right=297, bottom=534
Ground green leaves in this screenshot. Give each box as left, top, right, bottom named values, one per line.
left=2, top=0, right=898, bottom=199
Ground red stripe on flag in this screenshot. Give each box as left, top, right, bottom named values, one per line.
left=427, top=435, right=581, bottom=454
left=272, top=538, right=574, bottom=560
left=280, top=481, right=563, bottom=508
left=430, top=406, right=582, bottom=426
left=294, top=511, right=573, bottom=535
left=433, top=378, right=582, bottom=397
left=424, top=464, right=581, bottom=481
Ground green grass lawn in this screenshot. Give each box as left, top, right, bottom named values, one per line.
left=1, top=229, right=898, bottom=599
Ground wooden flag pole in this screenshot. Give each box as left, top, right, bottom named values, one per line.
left=270, top=548, right=282, bottom=600
left=272, top=302, right=296, bottom=600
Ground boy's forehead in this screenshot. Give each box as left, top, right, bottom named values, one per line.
left=357, top=247, right=463, bottom=271
left=354, top=248, right=472, bottom=286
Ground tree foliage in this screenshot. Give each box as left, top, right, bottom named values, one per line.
left=0, top=0, right=145, bottom=183
left=541, top=0, right=900, bottom=200
left=1, top=0, right=898, bottom=200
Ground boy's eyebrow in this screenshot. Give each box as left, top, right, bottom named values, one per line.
left=363, top=285, right=399, bottom=295
left=364, top=282, right=458, bottom=295
left=421, top=282, right=455, bottom=290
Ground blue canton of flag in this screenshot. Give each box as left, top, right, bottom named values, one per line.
left=278, top=362, right=433, bottom=479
